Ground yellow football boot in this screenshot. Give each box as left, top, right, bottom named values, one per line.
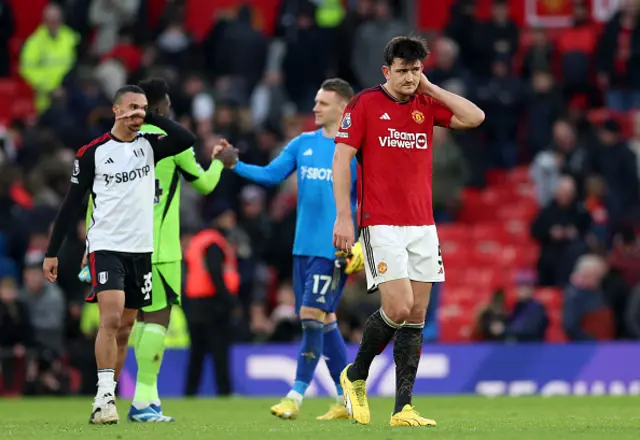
left=340, top=364, right=370, bottom=425
left=270, top=398, right=299, bottom=420
left=316, top=403, right=350, bottom=420
left=389, top=404, right=437, bottom=427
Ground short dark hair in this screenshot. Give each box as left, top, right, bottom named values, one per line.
left=137, top=78, right=170, bottom=108
left=383, top=36, right=430, bottom=66
left=320, top=78, right=354, bottom=102
left=113, top=85, right=145, bottom=104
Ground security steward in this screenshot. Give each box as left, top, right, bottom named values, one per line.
left=182, top=225, right=239, bottom=396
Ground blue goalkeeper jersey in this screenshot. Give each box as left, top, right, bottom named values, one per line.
left=234, top=129, right=357, bottom=261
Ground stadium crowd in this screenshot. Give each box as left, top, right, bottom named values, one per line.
left=0, top=0, right=639, bottom=396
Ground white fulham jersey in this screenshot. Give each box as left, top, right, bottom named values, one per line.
left=74, top=132, right=163, bottom=253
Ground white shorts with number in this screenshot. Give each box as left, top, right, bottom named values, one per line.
left=359, top=225, right=444, bottom=292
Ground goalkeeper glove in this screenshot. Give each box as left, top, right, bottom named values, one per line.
left=335, top=241, right=365, bottom=275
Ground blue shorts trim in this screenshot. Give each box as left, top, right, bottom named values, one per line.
left=292, top=256, right=347, bottom=314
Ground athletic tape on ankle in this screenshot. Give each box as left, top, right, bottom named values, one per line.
left=379, top=308, right=405, bottom=329
left=403, top=321, right=425, bottom=329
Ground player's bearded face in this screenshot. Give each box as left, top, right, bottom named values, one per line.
left=384, top=59, right=423, bottom=97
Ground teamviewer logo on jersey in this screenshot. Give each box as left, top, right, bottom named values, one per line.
left=379, top=128, right=428, bottom=150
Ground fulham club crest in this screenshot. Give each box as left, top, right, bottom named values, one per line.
left=341, top=113, right=352, bottom=130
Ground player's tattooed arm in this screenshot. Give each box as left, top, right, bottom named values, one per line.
left=418, top=73, right=485, bottom=129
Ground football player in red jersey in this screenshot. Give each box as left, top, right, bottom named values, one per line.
left=332, top=36, right=484, bottom=426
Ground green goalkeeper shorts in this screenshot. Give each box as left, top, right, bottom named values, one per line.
left=142, top=261, right=182, bottom=313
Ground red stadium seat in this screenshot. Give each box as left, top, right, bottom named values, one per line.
left=445, top=266, right=498, bottom=288
left=534, top=287, right=563, bottom=309
left=502, top=219, right=533, bottom=244
left=11, top=98, right=35, bottom=120
left=499, top=244, right=540, bottom=270
left=470, top=240, right=503, bottom=266
left=438, top=223, right=469, bottom=243
left=471, top=223, right=508, bottom=244
left=546, top=324, right=568, bottom=343
left=506, top=165, right=533, bottom=184
left=496, top=201, right=539, bottom=222
left=439, top=314, right=475, bottom=342
left=459, top=189, right=501, bottom=223
left=443, top=284, right=492, bottom=303
left=0, top=79, right=19, bottom=96
left=440, top=241, right=466, bottom=269
left=485, top=169, right=508, bottom=186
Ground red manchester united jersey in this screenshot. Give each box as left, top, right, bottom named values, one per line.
left=335, top=86, right=454, bottom=227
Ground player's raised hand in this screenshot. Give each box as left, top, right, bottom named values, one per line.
left=333, top=215, right=355, bottom=253
left=418, top=72, right=435, bottom=96
left=115, top=109, right=146, bottom=120
left=43, top=257, right=59, bottom=283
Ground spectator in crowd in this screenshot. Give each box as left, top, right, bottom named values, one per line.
left=524, top=70, right=565, bottom=159
left=505, top=272, right=549, bottom=342
left=473, top=289, right=508, bottom=342
left=588, top=119, right=640, bottom=225
left=475, top=0, right=519, bottom=77
left=608, top=225, right=640, bottom=289
left=530, top=119, right=588, bottom=206
left=183, top=221, right=239, bottom=397
left=282, top=3, right=332, bottom=113
left=432, top=126, right=469, bottom=222
left=521, top=29, right=555, bottom=81
left=0, top=275, right=32, bottom=395
left=596, top=0, right=640, bottom=111
left=89, top=0, right=140, bottom=55
left=20, top=250, right=65, bottom=359
left=477, top=54, right=523, bottom=169
left=427, top=37, right=474, bottom=100
left=20, top=3, right=79, bottom=113
left=531, top=175, right=591, bottom=286
left=444, top=0, right=480, bottom=73
left=333, top=0, right=373, bottom=90
left=203, top=4, right=267, bottom=105
left=563, top=254, right=615, bottom=341
left=351, top=0, right=410, bottom=88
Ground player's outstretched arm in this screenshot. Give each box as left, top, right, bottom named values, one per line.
left=175, top=147, right=223, bottom=195
left=233, top=141, right=298, bottom=187
left=144, top=112, right=197, bottom=162
left=332, top=143, right=357, bottom=252
left=419, top=73, right=485, bottom=130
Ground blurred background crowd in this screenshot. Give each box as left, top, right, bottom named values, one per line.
left=1, top=0, right=640, bottom=396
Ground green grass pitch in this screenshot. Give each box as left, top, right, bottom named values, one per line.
left=1, top=396, right=638, bottom=439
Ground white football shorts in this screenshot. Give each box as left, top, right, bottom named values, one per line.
left=359, top=225, right=445, bottom=292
